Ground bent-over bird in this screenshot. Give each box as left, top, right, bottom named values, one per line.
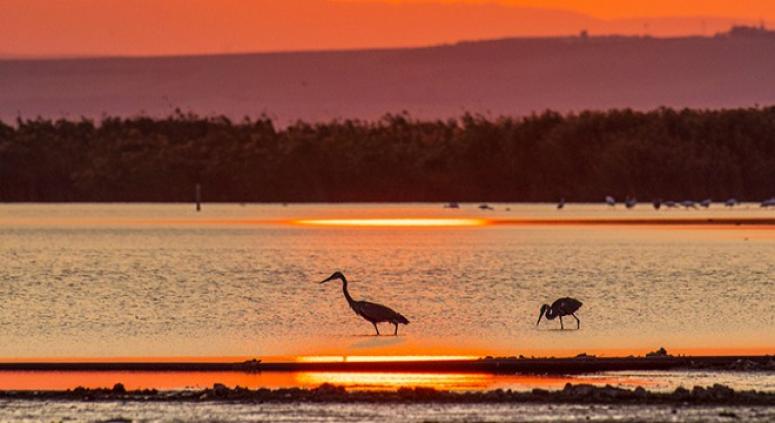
left=537, top=297, right=583, bottom=330
left=320, top=272, right=409, bottom=335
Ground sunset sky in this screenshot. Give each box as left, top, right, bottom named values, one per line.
left=1, top=0, right=773, bottom=57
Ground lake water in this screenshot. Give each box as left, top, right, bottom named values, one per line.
left=0, top=203, right=773, bottom=362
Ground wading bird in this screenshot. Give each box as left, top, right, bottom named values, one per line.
left=319, top=272, right=409, bottom=335
left=605, top=196, right=616, bottom=207
left=557, top=198, right=565, bottom=209
left=536, top=297, right=583, bottom=330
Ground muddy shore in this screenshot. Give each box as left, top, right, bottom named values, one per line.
left=0, top=383, right=773, bottom=406
left=1, top=355, right=772, bottom=374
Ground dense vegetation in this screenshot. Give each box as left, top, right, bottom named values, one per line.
left=1, top=107, right=774, bottom=202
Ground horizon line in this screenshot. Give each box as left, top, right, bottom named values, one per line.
left=0, top=25, right=760, bottom=62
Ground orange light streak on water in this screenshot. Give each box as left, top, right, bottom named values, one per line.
left=292, top=218, right=488, bottom=227
left=295, top=355, right=480, bottom=363
left=294, top=371, right=494, bottom=391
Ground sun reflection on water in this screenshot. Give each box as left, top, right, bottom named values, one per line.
left=291, top=218, right=488, bottom=227
left=294, top=371, right=492, bottom=391
left=295, top=355, right=480, bottom=363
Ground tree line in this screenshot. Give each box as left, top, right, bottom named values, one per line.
left=1, top=107, right=774, bottom=202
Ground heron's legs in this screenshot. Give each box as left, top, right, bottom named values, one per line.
left=373, top=322, right=380, bottom=336
left=572, top=313, right=580, bottom=329
left=559, top=316, right=564, bottom=330
left=393, top=323, right=398, bottom=336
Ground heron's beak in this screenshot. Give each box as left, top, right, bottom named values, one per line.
left=319, top=275, right=335, bottom=284
left=536, top=309, right=545, bottom=326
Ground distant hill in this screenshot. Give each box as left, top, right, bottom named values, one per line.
left=2, top=28, right=775, bottom=124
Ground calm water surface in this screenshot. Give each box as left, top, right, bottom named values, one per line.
left=0, top=203, right=773, bottom=361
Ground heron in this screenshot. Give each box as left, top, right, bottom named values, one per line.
left=319, top=272, right=409, bottom=336
left=537, top=297, right=583, bottom=330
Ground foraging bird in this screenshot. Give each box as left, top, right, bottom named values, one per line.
left=605, top=196, right=616, bottom=207
left=725, top=198, right=738, bottom=207
left=700, top=199, right=712, bottom=208
left=625, top=197, right=637, bottom=209
left=664, top=200, right=678, bottom=208
left=682, top=200, right=698, bottom=209
left=557, top=198, right=565, bottom=209
left=652, top=199, right=662, bottom=210
left=319, top=272, right=409, bottom=335
left=537, top=297, right=583, bottom=330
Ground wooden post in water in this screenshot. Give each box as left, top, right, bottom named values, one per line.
left=195, top=184, right=202, bottom=212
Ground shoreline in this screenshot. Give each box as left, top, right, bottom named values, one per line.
left=0, top=383, right=773, bottom=406
left=0, top=355, right=772, bottom=374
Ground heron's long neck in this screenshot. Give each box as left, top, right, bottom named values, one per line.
left=341, top=277, right=356, bottom=306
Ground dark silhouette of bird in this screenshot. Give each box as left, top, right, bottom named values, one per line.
left=319, top=272, right=409, bottom=335
left=537, top=297, right=583, bottom=330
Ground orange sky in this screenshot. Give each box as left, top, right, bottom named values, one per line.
left=450, top=0, right=775, bottom=19
left=1, top=0, right=773, bottom=57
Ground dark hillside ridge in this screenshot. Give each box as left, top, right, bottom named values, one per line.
left=2, top=28, right=775, bottom=124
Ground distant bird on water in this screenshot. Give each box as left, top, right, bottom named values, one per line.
left=605, top=196, right=616, bottom=207
left=319, top=272, right=409, bottom=336
left=557, top=198, right=565, bottom=209
left=537, top=297, right=583, bottom=330
left=664, top=200, right=678, bottom=209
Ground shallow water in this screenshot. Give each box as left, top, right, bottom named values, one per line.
left=0, top=370, right=773, bottom=392
left=0, top=203, right=773, bottom=361
left=0, top=400, right=773, bottom=423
